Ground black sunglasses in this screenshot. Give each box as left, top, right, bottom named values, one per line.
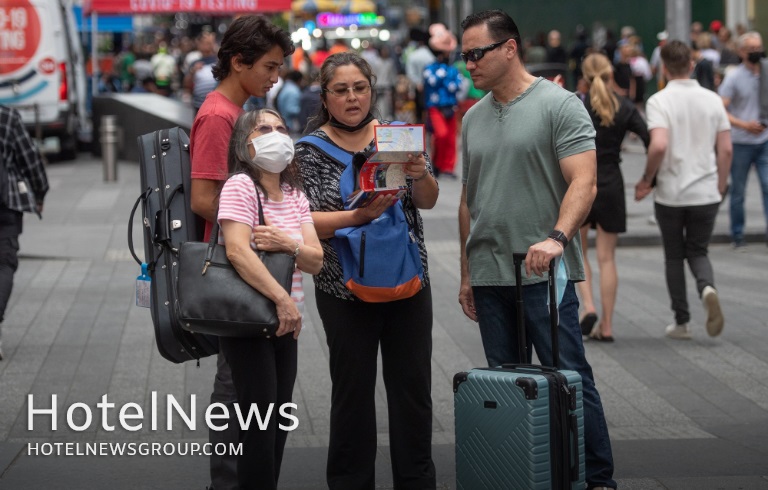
left=460, top=39, right=511, bottom=63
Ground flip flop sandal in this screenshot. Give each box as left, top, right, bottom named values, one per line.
left=580, top=312, right=598, bottom=336
left=589, top=323, right=615, bottom=342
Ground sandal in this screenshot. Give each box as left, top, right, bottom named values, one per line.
left=580, top=313, right=598, bottom=336
left=589, top=323, right=614, bottom=343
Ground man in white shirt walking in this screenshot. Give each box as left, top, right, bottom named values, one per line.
left=636, top=40, right=732, bottom=340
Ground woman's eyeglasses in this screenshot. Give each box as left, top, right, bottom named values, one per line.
left=325, top=84, right=371, bottom=97
left=251, top=124, right=289, bottom=135
left=460, top=39, right=511, bottom=63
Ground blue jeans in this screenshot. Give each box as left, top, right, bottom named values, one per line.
left=473, top=281, right=616, bottom=489
left=730, top=141, right=768, bottom=242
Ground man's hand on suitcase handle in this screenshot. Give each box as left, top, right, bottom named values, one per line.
left=458, top=280, right=478, bottom=322
left=525, top=239, right=563, bottom=277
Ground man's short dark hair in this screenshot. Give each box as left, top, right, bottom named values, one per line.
left=661, top=40, right=692, bottom=77
left=212, top=15, right=294, bottom=81
left=460, top=9, right=522, bottom=49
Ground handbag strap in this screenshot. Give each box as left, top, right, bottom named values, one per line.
left=204, top=181, right=266, bottom=274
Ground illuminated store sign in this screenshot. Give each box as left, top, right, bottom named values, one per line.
left=316, top=12, right=383, bottom=28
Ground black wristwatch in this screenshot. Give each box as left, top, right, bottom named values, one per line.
left=548, top=229, right=568, bottom=248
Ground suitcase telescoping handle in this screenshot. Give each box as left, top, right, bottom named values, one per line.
left=512, top=252, right=560, bottom=369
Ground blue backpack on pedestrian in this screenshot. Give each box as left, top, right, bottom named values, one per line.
left=297, top=133, right=424, bottom=303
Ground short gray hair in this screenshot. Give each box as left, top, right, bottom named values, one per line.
left=738, top=31, right=762, bottom=49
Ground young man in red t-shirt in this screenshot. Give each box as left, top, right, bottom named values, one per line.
left=189, top=15, right=293, bottom=490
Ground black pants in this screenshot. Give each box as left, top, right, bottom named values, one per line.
left=0, top=205, right=22, bottom=325
left=218, top=334, right=298, bottom=490
left=316, top=285, right=436, bottom=490
left=209, top=352, right=239, bottom=490
left=655, top=202, right=719, bottom=325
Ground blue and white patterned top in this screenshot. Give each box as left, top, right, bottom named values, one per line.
left=423, top=62, right=462, bottom=109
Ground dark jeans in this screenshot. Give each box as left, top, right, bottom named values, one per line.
left=0, top=206, right=23, bottom=325
left=655, top=202, right=719, bottom=325
left=218, top=334, right=298, bottom=490
left=315, top=286, right=436, bottom=490
left=473, top=281, right=616, bottom=489
left=209, top=352, right=240, bottom=490
left=730, top=142, right=768, bottom=242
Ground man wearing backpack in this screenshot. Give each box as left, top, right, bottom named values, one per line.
left=0, top=105, right=49, bottom=361
left=188, top=16, right=293, bottom=490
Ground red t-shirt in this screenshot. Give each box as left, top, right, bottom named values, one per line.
left=189, top=90, right=244, bottom=240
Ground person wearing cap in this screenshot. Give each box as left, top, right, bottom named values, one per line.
left=709, top=20, right=724, bottom=49
left=424, top=24, right=463, bottom=178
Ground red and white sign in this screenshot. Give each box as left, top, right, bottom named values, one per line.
left=0, top=0, right=42, bottom=75
left=38, top=56, right=56, bottom=74
left=86, top=0, right=290, bottom=14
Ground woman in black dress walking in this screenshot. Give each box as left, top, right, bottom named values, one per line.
left=578, top=53, right=650, bottom=341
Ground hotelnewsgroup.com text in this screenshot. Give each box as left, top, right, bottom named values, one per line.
left=27, top=441, right=242, bottom=457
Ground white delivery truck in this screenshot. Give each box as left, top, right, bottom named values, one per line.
left=0, top=0, right=88, bottom=160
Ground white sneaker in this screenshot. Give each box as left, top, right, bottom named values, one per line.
left=702, top=286, right=724, bottom=337
left=665, top=323, right=692, bottom=340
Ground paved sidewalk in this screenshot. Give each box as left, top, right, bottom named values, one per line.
left=0, top=146, right=767, bottom=489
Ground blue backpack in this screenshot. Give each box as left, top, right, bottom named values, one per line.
left=298, top=134, right=424, bottom=302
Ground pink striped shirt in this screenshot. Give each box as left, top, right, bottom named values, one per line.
left=217, top=173, right=313, bottom=307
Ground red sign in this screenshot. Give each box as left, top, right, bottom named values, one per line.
left=38, top=56, right=56, bottom=74
left=86, top=0, right=290, bottom=14
left=0, top=0, right=42, bottom=75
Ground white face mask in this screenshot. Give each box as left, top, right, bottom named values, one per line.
left=249, top=131, right=295, bottom=173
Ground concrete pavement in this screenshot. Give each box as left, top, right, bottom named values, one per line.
left=0, top=142, right=767, bottom=489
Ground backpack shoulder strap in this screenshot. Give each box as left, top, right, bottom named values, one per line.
left=297, top=135, right=352, bottom=167
left=297, top=121, right=407, bottom=166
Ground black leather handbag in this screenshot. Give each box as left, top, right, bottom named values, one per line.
left=176, top=191, right=295, bottom=337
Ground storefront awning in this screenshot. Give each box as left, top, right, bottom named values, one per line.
left=73, top=6, right=133, bottom=32
left=85, top=0, right=291, bottom=15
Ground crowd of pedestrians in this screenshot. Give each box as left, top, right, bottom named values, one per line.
left=17, top=8, right=765, bottom=490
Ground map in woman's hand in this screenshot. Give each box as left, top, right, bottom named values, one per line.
left=344, top=125, right=426, bottom=209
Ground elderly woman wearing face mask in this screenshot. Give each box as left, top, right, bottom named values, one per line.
left=217, top=108, right=323, bottom=490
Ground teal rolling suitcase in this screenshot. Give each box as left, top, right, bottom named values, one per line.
left=454, top=253, right=585, bottom=489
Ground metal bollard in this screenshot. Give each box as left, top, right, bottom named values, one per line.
left=101, top=115, right=119, bottom=182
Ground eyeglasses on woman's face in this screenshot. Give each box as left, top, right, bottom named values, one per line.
left=325, top=83, right=372, bottom=98
left=460, top=38, right=511, bottom=63
left=249, top=124, right=289, bottom=138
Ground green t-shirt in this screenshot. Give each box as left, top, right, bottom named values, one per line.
left=461, top=77, right=595, bottom=286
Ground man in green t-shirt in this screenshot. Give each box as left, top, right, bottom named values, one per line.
left=457, top=10, right=616, bottom=490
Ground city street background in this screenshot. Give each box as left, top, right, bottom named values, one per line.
left=0, top=138, right=767, bottom=489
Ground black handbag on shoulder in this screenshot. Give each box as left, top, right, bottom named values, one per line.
left=176, top=190, right=295, bottom=337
